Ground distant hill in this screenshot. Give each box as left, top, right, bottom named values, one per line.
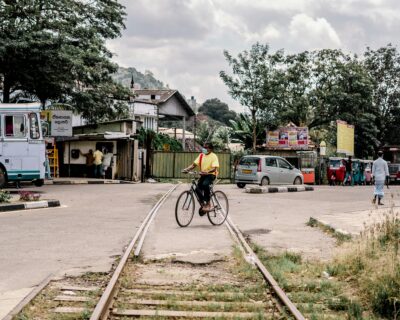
left=113, top=67, right=165, bottom=89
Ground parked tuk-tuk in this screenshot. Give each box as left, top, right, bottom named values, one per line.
left=327, top=157, right=345, bottom=185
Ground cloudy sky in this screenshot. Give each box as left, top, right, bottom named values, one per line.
left=108, top=0, right=400, bottom=112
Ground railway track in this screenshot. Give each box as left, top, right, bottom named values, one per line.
left=10, top=184, right=305, bottom=320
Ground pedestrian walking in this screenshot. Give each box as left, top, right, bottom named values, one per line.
left=372, top=151, right=389, bottom=205
left=344, top=156, right=353, bottom=186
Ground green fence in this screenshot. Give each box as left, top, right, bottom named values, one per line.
left=152, top=151, right=232, bottom=179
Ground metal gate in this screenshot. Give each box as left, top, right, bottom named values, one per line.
left=152, top=151, right=232, bottom=179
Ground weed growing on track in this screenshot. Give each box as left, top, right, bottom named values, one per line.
left=252, top=245, right=369, bottom=320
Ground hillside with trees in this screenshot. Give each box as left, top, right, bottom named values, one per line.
left=113, top=67, right=165, bottom=89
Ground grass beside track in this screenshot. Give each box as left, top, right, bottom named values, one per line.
left=254, top=203, right=400, bottom=320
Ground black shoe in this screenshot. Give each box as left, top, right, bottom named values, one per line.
left=378, top=202, right=384, bottom=206
left=199, top=208, right=206, bottom=216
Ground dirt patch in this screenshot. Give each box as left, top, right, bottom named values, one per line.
left=124, top=259, right=245, bottom=287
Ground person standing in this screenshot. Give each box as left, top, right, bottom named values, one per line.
left=93, top=148, right=103, bottom=178
left=372, top=151, right=389, bottom=205
left=344, top=156, right=353, bottom=186
left=80, top=149, right=94, bottom=178
left=183, top=142, right=219, bottom=212
left=101, top=149, right=113, bottom=179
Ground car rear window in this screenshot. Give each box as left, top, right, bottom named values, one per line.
left=239, top=157, right=259, bottom=166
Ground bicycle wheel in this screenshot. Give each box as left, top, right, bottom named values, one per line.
left=175, top=191, right=195, bottom=227
left=207, top=191, right=229, bottom=225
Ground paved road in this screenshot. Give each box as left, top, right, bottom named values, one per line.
left=1, top=182, right=399, bottom=318
left=0, top=183, right=172, bottom=317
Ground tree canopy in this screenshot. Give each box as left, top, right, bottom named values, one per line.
left=221, top=43, right=399, bottom=158
left=198, top=98, right=237, bottom=126
left=0, top=0, right=129, bottom=122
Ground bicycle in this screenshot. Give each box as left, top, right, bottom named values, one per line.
left=175, top=171, right=229, bottom=227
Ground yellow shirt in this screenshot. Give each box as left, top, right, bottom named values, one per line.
left=194, top=152, right=219, bottom=175
left=93, top=150, right=103, bottom=165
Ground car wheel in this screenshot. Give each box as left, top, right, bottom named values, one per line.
left=236, top=183, right=246, bottom=188
left=0, top=167, right=7, bottom=188
left=260, top=177, right=270, bottom=186
left=293, top=177, right=302, bottom=185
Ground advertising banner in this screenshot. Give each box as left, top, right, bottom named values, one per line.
left=40, top=110, right=73, bottom=137
left=267, top=127, right=308, bottom=149
left=337, top=120, right=354, bottom=155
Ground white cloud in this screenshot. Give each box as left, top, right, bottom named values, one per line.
left=289, top=14, right=342, bottom=49
left=108, top=0, right=400, bottom=112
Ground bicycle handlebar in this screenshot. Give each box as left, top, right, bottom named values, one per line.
left=181, top=170, right=198, bottom=175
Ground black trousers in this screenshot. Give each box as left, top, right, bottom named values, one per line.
left=196, top=174, right=216, bottom=204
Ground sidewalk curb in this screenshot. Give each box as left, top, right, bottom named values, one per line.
left=245, top=185, right=314, bottom=194
left=308, top=216, right=354, bottom=238
left=0, top=200, right=60, bottom=212
left=45, top=180, right=135, bottom=185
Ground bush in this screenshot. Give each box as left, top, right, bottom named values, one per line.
left=0, top=190, right=11, bottom=203
left=19, top=191, right=41, bottom=202
left=331, top=210, right=400, bottom=318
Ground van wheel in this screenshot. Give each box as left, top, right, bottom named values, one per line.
left=236, top=183, right=246, bottom=189
left=260, top=177, right=270, bottom=186
left=0, top=168, right=7, bottom=188
left=34, top=179, right=44, bottom=187
left=294, top=177, right=302, bottom=185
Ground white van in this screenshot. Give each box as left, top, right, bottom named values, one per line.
left=0, top=103, right=46, bottom=187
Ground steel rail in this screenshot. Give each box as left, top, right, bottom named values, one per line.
left=225, top=216, right=306, bottom=320
left=90, top=184, right=179, bottom=320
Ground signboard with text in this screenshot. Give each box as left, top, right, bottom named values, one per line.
left=40, top=110, right=73, bottom=137
left=266, top=127, right=308, bottom=150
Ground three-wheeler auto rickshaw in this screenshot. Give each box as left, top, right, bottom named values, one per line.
left=327, top=157, right=345, bottom=185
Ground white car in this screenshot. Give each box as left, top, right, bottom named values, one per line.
left=235, top=155, right=303, bottom=188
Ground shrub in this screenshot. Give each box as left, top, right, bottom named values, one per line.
left=0, top=190, right=11, bottom=203
left=19, top=191, right=41, bottom=202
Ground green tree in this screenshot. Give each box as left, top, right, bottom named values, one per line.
left=229, top=113, right=265, bottom=150
left=363, top=45, right=400, bottom=146
left=0, top=0, right=128, bottom=121
left=220, top=43, right=283, bottom=152
left=198, top=98, right=237, bottom=126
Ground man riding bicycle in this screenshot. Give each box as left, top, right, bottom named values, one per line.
left=183, top=143, right=219, bottom=212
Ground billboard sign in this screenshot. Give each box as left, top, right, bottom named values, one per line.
left=267, top=127, right=308, bottom=149
left=40, top=110, right=73, bottom=137
left=337, top=120, right=354, bottom=155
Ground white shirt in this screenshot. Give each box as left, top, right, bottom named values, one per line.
left=102, top=153, right=113, bottom=167
left=372, top=157, right=389, bottom=183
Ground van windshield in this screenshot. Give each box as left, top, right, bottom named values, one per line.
left=239, top=157, right=259, bottom=166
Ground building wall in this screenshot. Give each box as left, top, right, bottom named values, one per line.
left=158, top=95, right=188, bottom=118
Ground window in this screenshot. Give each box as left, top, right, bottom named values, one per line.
left=265, top=158, right=277, bottom=167
left=278, top=158, right=291, bottom=169
left=5, top=115, right=26, bottom=138
left=239, top=157, right=259, bottom=166
left=29, top=113, right=40, bottom=139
